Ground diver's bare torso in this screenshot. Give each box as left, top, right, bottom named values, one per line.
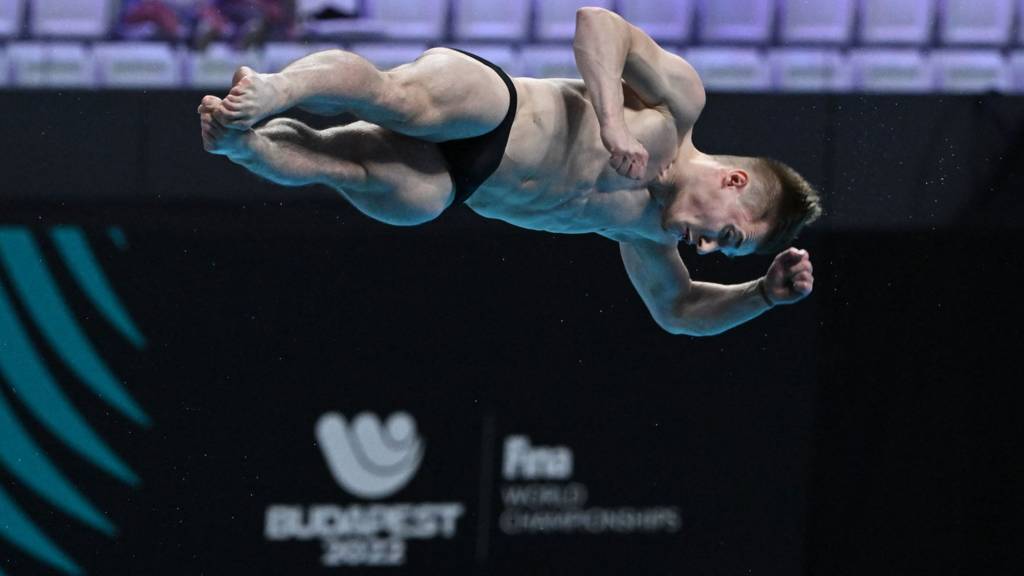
left=464, top=76, right=689, bottom=244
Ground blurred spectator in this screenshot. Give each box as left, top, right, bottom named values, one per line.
left=119, top=1, right=297, bottom=49
left=194, top=0, right=297, bottom=50
left=299, top=0, right=358, bottom=20
left=119, top=0, right=193, bottom=41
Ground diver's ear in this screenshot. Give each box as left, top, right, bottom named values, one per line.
left=724, top=169, right=749, bottom=191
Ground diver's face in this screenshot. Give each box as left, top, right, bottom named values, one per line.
left=661, top=167, right=769, bottom=257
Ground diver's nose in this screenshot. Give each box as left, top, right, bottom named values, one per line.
left=696, top=237, right=719, bottom=255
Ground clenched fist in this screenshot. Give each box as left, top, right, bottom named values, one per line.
left=601, top=125, right=649, bottom=180
left=763, top=248, right=814, bottom=306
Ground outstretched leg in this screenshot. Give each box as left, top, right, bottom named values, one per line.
left=199, top=96, right=454, bottom=226
left=213, top=48, right=512, bottom=142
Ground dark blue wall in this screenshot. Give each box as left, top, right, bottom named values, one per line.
left=0, top=92, right=1020, bottom=576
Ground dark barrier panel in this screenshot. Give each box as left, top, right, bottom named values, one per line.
left=807, top=230, right=1023, bottom=576
left=0, top=220, right=812, bottom=575
left=0, top=92, right=1021, bottom=575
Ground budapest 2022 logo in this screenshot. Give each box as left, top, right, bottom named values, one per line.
left=265, top=412, right=465, bottom=567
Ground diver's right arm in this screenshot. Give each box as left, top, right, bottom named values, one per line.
left=618, top=239, right=774, bottom=336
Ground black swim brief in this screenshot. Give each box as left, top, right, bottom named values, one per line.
left=437, top=49, right=518, bottom=205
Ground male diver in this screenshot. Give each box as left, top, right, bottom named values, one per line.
left=199, top=7, right=821, bottom=336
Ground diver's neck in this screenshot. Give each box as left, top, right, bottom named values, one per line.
left=660, top=141, right=710, bottom=191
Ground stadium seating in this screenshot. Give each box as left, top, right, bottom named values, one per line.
left=0, top=46, right=8, bottom=86
left=94, top=42, right=180, bottom=88
left=535, top=0, right=613, bottom=41
left=348, top=42, right=428, bottom=70
left=299, top=0, right=385, bottom=39
left=448, top=44, right=520, bottom=75
left=262, top=42, right=341, bottom=73
left=452, top=0, right=530, bottom=42
left=1010, top=52, right=1024, bottom=93
left=697, top=0, right=774, bottom=44
left=938, top=0, right=1013, bottom=46
left=372, top=0, right=448, bottom=41
left=848, top=49, right=933, bottom=92
left=779, top=0, right=854, bottom=44
left=0, top=0, right=24, bottom=38
left=617, top=0, right=694, bottom=43
left=859, top=0, right=935, bottom=45
left=0, top=1, right=1018, bottom=93
left=8, top=42, right=97, bottom=87
left=30, top=0, right=114, bottom=38
left=684, top=47, right=771, bottom=91
left=769, top=49, right=851, bottom=92
left=519, top=45, right=579, bottom=79
left=185, top=43, right=263, bottom=89
left=931, top=50, right=1009, bottom=93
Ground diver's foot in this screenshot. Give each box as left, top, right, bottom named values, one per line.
left=216, top=66, right=291, bottom=130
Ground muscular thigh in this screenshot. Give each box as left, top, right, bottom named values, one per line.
left=383, top=48, right=511, bottom=142
left=320, top=121, right=455, bottom=226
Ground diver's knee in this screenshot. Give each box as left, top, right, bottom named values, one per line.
left=372, top=184, right=453, bottom=226
left=393, top=194, right=451, bottom=226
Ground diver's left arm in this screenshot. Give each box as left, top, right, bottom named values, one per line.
left=573, top=7, right=705, bottom=179
left=619, top=240, right=814, bottom=336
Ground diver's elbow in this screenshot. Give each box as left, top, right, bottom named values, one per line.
left=654, top=313, right=712, bottom=337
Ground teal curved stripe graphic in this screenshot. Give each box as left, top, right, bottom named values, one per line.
left=50, top=228, right=146, bottom=349
left=0, top=226, right=147, bottom=574
left=0, top=282, right=139, bottom=485
left=0, top=228, right=149, bottom=426
left=0, top=389, right=115, bottom=535
left=0, top=485, right=82, bottom=575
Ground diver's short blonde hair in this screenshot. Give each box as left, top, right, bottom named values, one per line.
left=719, top=155, right=823, bottom=255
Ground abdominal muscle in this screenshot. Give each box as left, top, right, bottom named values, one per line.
left=463, top=77, right=678, bottom=242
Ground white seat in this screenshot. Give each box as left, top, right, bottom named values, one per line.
left=939, top=0, right=1012, bottom=46
left=769, top=49, right=851, bottom=92
left=931, top=50, right=1009, bottom=93
left=262, top=42, right=340, bottom=73
left=8, top=42, right=97, bottom=88
left=348, top=43, right=427, bottom=70
left=535, top=0, right=612, bottom=41
left=519, top=45, right=578, bottom=79
left=186, top=44, right=264, bottom=89
left=683, top=48, right=771, bottom=91
left=698, top=0, right=774, bottom=43
left=453, top=0, right=530, bottom=42
left=0, top=0, right=25, bottom=38
left=618, top=0, right=694, bottom=43
left=1009, top=51, right=1024, bottom=94
left=94, top=42, right=179, bottom=88
left=299, top=0, right=385, bottom=40
left=448, top=44, right=521, bottom=76
left=1020, top=2, right=1024, bottom=45
left=848, top=49, right=933, bottom=92
left=859, top=0, right=935, bottom=45
left=30, top=0, right=114, bottom=38
left=370, top=0, right=448, bottom=41
left=0, top=47, right=8, bottom=86
left=779, top=0, right=854, bottom=44
left=298, top=0, right=359, bottom=16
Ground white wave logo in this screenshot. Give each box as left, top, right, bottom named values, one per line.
left=315, top=412, right=424, bottom=499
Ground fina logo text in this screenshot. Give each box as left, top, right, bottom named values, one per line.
left=499, top=435, right=683, bottom=536
left=265, top=411, right=464, bottom=567
left=503, top=435, right=573, bottom=480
